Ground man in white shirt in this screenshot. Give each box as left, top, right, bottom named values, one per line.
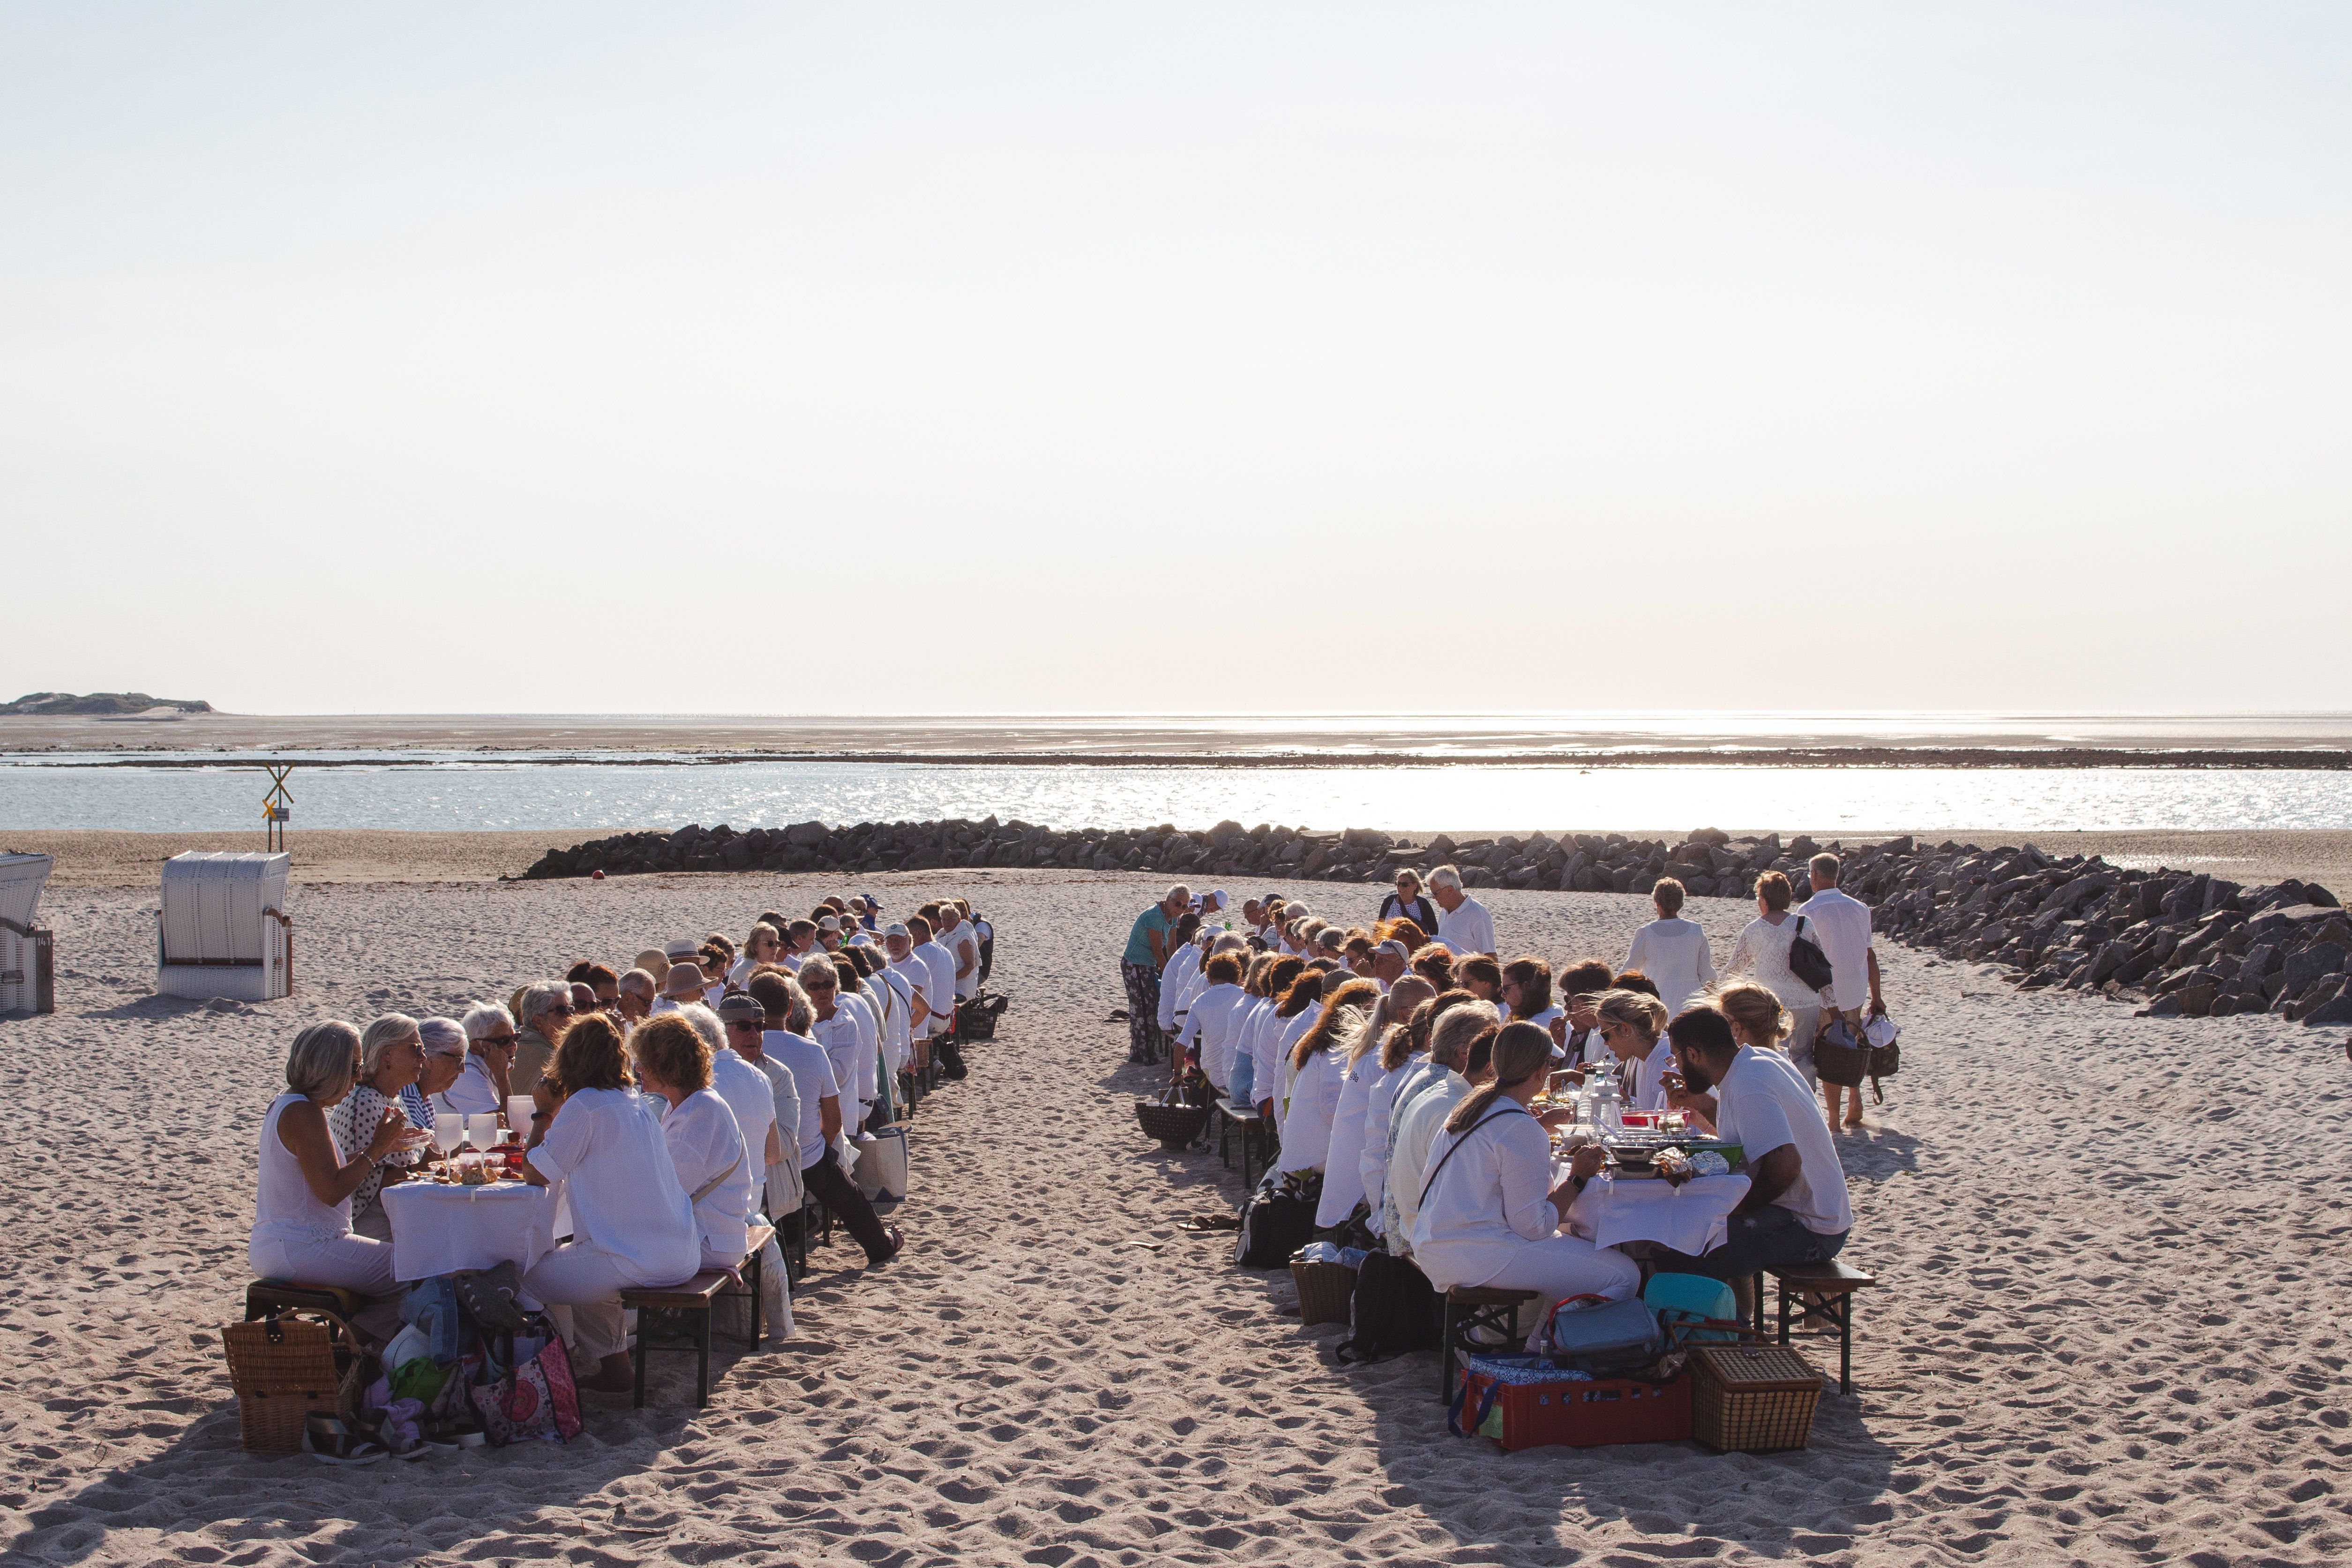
left=1370, top=940, right=1411, bottom=991
left=1655, top=1008, right=1851, bottom=1308
left=1428, top=865, right=1496, bottom=958
left=717, top=995, right=802, bottom=1220
left=799, top=957, right=876, bottom=1132
left=1624, top=877, right=1717, bottom=1015
left=937, top=904, right=981, bottom=1002
left=688, top=1004, right=779, bottom=1223
left=907, top=911, right=963, bottom=1080
left=1383, top=1004, right=1499, bottom=1253
left=1155, top=918, right=1205, bottom=1038
left=1801, top=852, right=1884, bottom=1128
left=881, top=923, right=937, bottom=1072
left=747, top=973, right=900, bottom=1268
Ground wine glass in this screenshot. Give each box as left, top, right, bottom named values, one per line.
left=432, top=1112, right=463, bottom=1176
left=466, top=1112, right=499, bottom=1153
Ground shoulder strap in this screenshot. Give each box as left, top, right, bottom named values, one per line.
left=689, top=1151, right=744, bottom=1204
left=1417, top=1105, right=1528, bottom=1209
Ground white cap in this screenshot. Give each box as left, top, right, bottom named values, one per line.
left=883, top=922, right=910, bottom=938
left=662, top=938, right=700, bottom=961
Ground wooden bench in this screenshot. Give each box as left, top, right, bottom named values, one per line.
left=244, top=1280, right=361, bottom=1322
left=1439, top=1285, right=1538, bottom=1402
left=1762, top=1259, right=1877, bottom=1394
left=1213, top=1098, right=1272, bottom=1188
left=620, top=1223, right=774, bottom=1408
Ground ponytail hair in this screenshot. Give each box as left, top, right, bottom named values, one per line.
left=1445, top=1021, right=1554, bottom=1133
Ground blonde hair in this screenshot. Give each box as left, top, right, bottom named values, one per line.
left=359, top=1013, right=421, bottom=1079
left=1715, top=982, right=1790, bottom=1046
left=286, top=1021, right=362, bottom=1101
left=1592, top=988, right=1670, bottom=1045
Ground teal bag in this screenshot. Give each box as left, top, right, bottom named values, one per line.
left=1643, top=1272, right=1740, bottom=1343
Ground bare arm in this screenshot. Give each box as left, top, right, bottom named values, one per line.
left=1733, top=1143, right=1801, bottom=1214
left=1866, top=948, right=1884, bottom=1014
left=281, top=1098, right=415, bottom=1207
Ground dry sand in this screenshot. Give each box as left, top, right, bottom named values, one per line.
left=3, top=868, right=2350, bottom=1567
left=15, top=826, right=2352, bottom=895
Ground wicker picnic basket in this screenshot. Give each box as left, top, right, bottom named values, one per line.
left=1689, top=1342, right=1822, bottom=1453
left=221, top=1309, right=367, bottom=1453
left=1289, top=1259, right=1358, bottom=1328
left=1135, top=1098, right=1210, bottom=1151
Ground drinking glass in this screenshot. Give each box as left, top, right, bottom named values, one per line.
left=432, top=1112, right=463, bottom=1173
left=506, top=1095, right=536, bottom=1136
left=467, top=1113, right=500, bottom=1151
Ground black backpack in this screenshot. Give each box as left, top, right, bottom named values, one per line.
left=1336, top=1249, right=1442, bottom=1364
left=1235, top=1173, right=1320, bottom=1268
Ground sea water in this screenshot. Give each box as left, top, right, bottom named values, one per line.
left=2, top=755, right=2348, bottom=834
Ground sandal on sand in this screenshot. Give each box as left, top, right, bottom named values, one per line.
left=305, top=1415, right=388, bottom=1465
left=865, top=1225, right=904, bottom=1268
left=1175, top=1214, right=1242, bottom=1233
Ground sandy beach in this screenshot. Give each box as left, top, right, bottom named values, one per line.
left=3, top=865, right=2348, bottom=1567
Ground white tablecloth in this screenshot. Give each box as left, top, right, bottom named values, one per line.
left=1561, top=1171, right=1751, bottom=1256
left=382, top=1180, right=558, bottom=1283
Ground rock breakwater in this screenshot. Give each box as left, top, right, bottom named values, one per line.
left=522, top=819, right=2352, bottom=1026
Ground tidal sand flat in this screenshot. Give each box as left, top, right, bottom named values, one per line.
left=3, top=869, right=2348, bottom=1566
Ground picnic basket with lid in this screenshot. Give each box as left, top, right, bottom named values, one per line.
left=221, top=1308, right=369, bottom=1453
left=1689, top=1341, right=1822, bottom=1452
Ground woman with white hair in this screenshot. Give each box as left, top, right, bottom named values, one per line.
left=328, top=1014, right=431, bottom=1241
left=437, top=1003, right=518, bottom=1116
left=509, top=982, right=577, bottom=1097
left=252, top=1020, right=429, bottom=1295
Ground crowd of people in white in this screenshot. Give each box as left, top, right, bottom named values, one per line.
left=1134, top=855, right=1879, bottom=1317
left=250, top=895, right=987, bottom=1390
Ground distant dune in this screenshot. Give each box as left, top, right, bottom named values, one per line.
left=1, top=692, right=211, bottom=718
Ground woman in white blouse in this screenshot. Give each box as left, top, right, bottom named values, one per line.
left=1254, top=967, right=1324, bottom=1125
left=1274, top=977, right=1379, bottom=1183
left=1722, top=871, right=1825, bottom=1084
left=1178, top=951, right=1253, bottom=1095
left=632, top=1015, right=755, bottom=1270
left=1408, top=1023, right=1639, bottom=1309
left=1624, top=877, right=1717, bottom=1015
left=522, top=1013, right=699, bottom=1393
left=1594, top=989, right=1676, bottom=1110
left=1317, top=980, right=1435, bottom=1230
left=250, top=1021, right=429, bottom=1298
left=1353, top=979, right=1438, bottom=1241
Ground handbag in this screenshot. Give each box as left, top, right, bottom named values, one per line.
left=1785, top=916, right=1835, bottom=993
left=1525, top=1293, right=1664, bottom=1374
left=1812, top=1016, right=1871, bottom=1088
left=469, top=1331, right=581, bottom=1446
left=453, top=1260, right=530, bottom=1335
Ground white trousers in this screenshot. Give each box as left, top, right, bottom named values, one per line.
left=1783, top=1006, right=1822, bottom=1087
left=251, top=1231, right=399, bottom=1296
left=522, top=1243, right=634, bottom=1362
left=1479, top=1234, right=1642, bottom=1316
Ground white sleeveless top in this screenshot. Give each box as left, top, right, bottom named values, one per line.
left=252, top=1092, right=355, bottom=1248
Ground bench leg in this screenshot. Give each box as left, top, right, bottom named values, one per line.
left=696, top=1309, right=712, bottom=1407
left=1836, top=1293, right=1853, bottom=1395
left=1439, top=1297, right=1461, bottom=1402
left=632, top=1319, right=649, bottom=1410
left=748, top=1247, right=763, bottom=1348
left=1218, top=1109, right=1231, bottom=1168
left=1777, top=1281, right=1791, bottom=1346
left=1751, top=1272, right=1766, bottom=1335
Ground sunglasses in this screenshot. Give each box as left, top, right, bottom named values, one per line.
left=544, top=1005, right=576, bottom=1017
left=725, top=1018, right=761, bottom=1030
left=478, top=1032, right=517, bottom=1046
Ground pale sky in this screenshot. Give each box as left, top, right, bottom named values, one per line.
left=5, top=4, right=2346, bottom=716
